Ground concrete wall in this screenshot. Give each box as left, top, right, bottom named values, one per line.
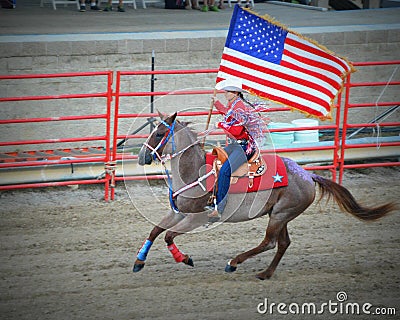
left=0, top=26, right=399, bottom=152
left=1, top=27, right=399, bottom=74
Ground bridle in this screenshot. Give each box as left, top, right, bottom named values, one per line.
left=143, top=119, right=176, bottom=163
left=143, top=119, right=203, bottom=165
left=142, top=119, right=215, bottom=213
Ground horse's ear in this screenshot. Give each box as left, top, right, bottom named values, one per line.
left=180, top=121, right=191, bottom=127
left=165, top=112, right=177, bottom=125
left=157, top=109, right=166, bottom=120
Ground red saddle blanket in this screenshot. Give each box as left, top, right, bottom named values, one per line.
left=205, top=153, right=288, bottom=194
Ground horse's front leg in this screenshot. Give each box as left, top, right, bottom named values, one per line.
left=164, top=212, right=209, bottom=268
left=133, top=211, right=184, bottom=273
left=133, top=225, right=165, bottom=272
left=164, top=230, right=194, bottom=267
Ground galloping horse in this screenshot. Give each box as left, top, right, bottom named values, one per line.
left=133, top=112, right=395, bottom=280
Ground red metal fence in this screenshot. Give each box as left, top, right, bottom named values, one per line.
left=0, top=61, right=399, bottom=200
left=339, top=60, right=400, bottom=183
left=0, top=71, right=114, bottom=200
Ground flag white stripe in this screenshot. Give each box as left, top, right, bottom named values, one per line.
left=287, top=32, right=350, bottom=71
left=281, top=55, right=340, bottom=91
left=220, top=56, right=331, bottom=103
left=217, top=69, right=329, bottom=115
left=285, top=35, right=346, bottom=77
left=284, top=43, right=345, bottom=79
left=222, top=47, right=335, bottom=100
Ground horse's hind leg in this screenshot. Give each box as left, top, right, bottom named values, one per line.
left=256, top=224, right=290, bottom=280
left=133, top=211, right=184, bottom=273
left=226, top=216, right=284, bottom=274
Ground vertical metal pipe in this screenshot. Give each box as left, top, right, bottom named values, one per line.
left=339, top=73, right=352, bottom=185
left=110, top=71, right=121, bottom=201
left=150, top=50, right=155, bottom=132
left=332, top=90, right=342, bottom=183
left=105, top=71, right=114, bottom=201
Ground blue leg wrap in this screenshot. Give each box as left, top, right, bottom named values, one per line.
left=137, top=239, right=153, bottom=261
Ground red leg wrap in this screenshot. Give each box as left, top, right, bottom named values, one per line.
left=167, top=243, right=185, bottom=263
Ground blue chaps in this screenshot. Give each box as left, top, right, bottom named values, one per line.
left=216, top=142, right=254, bottom=213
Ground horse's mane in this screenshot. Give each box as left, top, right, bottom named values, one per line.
left=178, top=120, right=198, bottom=139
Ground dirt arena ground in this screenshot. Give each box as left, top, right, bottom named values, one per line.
left=0, top=166, right=399, bottom=320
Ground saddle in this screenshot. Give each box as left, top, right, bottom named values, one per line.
left=205, top=148, right=288, bottom=194
left=211, top=146, right=266, bottom=188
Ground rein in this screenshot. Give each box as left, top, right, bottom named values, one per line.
left=144, top=139, right=202, bottom=165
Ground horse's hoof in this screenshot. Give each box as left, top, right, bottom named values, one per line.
left=255, top=272, right=271, bottom=280
left=183, top=255, right=194, bottom=267
left=225, top=260, right=237, bottom=273
left=186, top=257, right=194, bottom=267
left=132, top=263, right=145, bottom=273
left=255, top=274, right=267, bottom=280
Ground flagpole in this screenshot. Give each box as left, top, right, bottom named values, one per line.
left=202, top=89, right=217, bottom=148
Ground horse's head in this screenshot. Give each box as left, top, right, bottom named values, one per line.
left=138, top=111, right=177, bottom=166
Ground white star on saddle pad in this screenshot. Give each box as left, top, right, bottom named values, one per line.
left=272, top=172, right=284, bottom=183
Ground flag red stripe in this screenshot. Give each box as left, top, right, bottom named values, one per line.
left=248, top=86, right=325, bottom=118
left=280, top=59, right=341, bottom=92
left=285, top=36, right=349, bottom=73
left=217, top=74, right=325, bottom=117
left=219, top=63, right=330, bottom=112
left=221, top=53, right=335, bottom=100
left=283, top=48, right=343, bottom=78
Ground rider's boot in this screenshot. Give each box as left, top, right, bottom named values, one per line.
left=205, top=204, right=221, bottom=223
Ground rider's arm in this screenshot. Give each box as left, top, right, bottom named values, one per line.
left=214, top=100, right=229, bottom=114
left=217, top=122, right=249, bottom=140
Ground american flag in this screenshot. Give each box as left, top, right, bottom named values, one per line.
left=216, top=5, right=355, bottom=120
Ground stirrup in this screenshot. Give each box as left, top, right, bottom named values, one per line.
left=207, top=210, right=221, bottom=223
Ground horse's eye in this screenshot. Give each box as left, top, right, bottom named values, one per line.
left=156, top=132, right=165, bottom=139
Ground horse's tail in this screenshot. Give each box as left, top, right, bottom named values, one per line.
left=312, top=174, right=396, bottom=221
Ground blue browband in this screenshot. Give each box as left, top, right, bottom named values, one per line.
left=153, top=120, right=176, bottom=161
left=157, top=120, right=179, bottom=213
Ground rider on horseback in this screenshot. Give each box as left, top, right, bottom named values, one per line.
left=205, top=78, right=265, bottom=222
